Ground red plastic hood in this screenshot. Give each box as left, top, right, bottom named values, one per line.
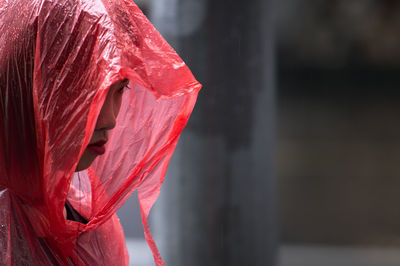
left=0, top=0, right=200, bottom=265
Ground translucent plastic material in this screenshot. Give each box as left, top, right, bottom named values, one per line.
left=0, top=0, right=201, bottom=265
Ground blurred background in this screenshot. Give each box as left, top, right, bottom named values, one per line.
left=117, top=0, right=400, bottom=265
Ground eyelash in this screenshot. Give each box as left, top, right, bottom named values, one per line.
left=118, top=85, right=131, bottom=93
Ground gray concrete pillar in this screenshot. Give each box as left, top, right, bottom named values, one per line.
left=151, top=0, right=277, bottom=265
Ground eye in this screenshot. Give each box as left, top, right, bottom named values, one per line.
left=118, top=85, right=131, bottom=94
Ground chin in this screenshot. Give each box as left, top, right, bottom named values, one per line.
left=75, top=151, right=97, bottom=172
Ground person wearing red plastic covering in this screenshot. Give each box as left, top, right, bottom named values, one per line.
left=0, top=0, right=201, bottom=265
left=64, top=79, right=130, bottom=223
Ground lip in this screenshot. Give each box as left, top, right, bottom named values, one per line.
left=87, top=140, right=107, bottom=155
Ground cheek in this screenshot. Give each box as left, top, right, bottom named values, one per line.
left=113, top=93, right=123, bottom=118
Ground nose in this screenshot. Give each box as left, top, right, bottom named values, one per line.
left=95, top=90, right=118, bottom=131
left=94, top=80, right=126, bottom=131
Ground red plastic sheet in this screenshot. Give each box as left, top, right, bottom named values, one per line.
left=0, top=0, right=201, bottom=265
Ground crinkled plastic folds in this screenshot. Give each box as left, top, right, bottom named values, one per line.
left=0, top=0, right=201, bottom=265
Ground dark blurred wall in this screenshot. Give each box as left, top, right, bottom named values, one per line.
left=277, top=0, right=400, bottom=246
left=151, top=0, right=277, bottom=265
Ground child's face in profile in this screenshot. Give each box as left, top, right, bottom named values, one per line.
left=75, top=79, right=129, bottom=171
